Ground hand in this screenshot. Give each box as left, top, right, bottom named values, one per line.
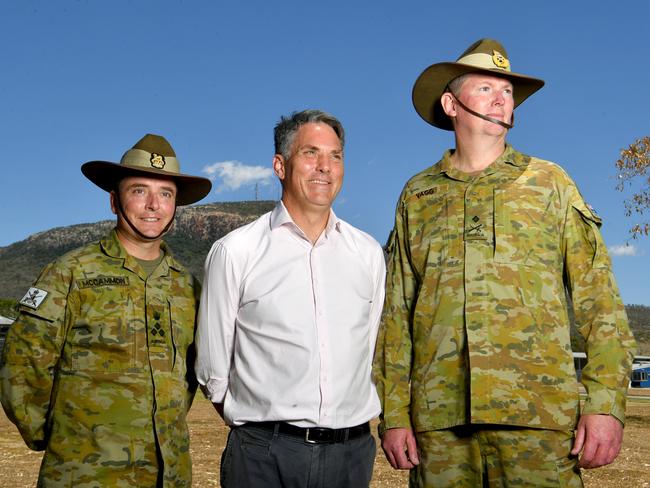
left=381, top=427, right=420, bottom=469
left=571, top=414, right=623, bottom=469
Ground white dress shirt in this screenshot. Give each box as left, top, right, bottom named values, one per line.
left=195, top=201, right=385, bottom=428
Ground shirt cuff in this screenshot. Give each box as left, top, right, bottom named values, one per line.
left=378, top=409, right=412, bottom=436
left=199, top=378, right=228, bottom=403
left=581, top=387, right=627, bottom=425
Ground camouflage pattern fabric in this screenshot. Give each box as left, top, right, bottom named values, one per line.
left=373, top=145, right=636, bottom=434
left=0, top=230, right=199, bottom=487
left=411, top=426, right=582, bottom=487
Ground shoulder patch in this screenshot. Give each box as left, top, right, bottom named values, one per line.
left=19, top=287, right=48, bottom=309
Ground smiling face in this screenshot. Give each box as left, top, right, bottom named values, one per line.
left=273, top=122, right=344, bottom=218
left=110, top=175, right=177, bottom=245
left=444, top=73, right=515, bottom=137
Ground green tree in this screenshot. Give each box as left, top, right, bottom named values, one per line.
left=615, top=136, right=650, bottom=237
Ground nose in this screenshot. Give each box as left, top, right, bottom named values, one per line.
left=493, top=90, right=505, bottom=106
left=316, top=153, right=331, bottom=173
left=145, top=192, right=160, bottom=210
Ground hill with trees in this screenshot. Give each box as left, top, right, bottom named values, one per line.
left=0, top=200, right=275, bottom=303
left=0, top=199, right=648, bottom=354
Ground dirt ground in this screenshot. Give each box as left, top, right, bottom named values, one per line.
left=1, top=393, right=648, bottom=487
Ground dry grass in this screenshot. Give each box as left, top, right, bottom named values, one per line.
left=1, top=394, right=648, bottom=487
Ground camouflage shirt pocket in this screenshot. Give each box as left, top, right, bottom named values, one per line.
left=493, top=187, right=562, bottom=269
left=570, top=199, right=608, bottom=269
left=66, top=288, right=138, bottom=372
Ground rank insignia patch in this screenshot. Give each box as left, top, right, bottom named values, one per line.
left=492, top=50, right=510, bottom=70
left=19, top=287, right=48, bottom=309
left=150, top=153, right=166, bottom=169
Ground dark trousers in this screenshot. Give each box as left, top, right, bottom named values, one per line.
left=220, top=423, right=376, bottom=488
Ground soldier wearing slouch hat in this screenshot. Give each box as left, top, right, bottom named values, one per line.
left=1, top=134, right=211, bottom=487
left=374, top=39, right=636, bottom=487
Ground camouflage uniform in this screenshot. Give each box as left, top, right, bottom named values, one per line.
left=373, top=145, right=636, bottom=481
left=0, top=230, right=199, bottom=487
left=412, top=426, right=583, bottom=487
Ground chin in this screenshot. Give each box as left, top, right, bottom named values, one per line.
left=136, top=228, right=166, bottom=238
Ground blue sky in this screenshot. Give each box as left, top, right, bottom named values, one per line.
left=1, top=0, right=649, bottom=305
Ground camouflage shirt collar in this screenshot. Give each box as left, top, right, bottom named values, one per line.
left=100, top=229, right=182, bottom=273
left=434, top=143, right=528, bottom=179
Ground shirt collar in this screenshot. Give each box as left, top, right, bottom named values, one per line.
left=433, top=143, right=528, bottom=180
left=100, top=229, right=181, bottom=275
left=270, top=201, right=341, bottom=238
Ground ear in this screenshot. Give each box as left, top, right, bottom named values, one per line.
left=109, top=191, right=118, bottom=216
left=440, top=92, right=458, bottom=117
left=273, top=154, right=286, bottom=180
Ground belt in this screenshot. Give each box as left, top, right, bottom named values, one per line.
left=245, top=421, right=370, bottom=444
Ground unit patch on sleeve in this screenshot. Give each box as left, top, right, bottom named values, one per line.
left=19, top=287, right=48, bottom=309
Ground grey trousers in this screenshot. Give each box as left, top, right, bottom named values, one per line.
left=220, top=423, right=376, bottom=488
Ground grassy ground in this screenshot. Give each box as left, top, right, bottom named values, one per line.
left=1, top=393, right=648, bottom=487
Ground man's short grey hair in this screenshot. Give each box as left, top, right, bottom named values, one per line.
left=446, top=73, right=470, bottom=97
left=274, top=109, right=345, bottom=160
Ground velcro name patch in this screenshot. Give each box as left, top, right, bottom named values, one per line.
left=415, top=187, right=438, bottom=199
left=77, top=276, right=130, bottom=289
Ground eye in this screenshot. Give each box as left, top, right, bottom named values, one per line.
left=161, top=191, right=174, bottom=199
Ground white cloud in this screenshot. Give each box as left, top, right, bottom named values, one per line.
left=609, top=243, right=638, bottom=257
left=202, top=160, right=274, bottom=192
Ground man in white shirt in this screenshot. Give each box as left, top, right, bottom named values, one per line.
left=196, top=109, right=386, bottom=488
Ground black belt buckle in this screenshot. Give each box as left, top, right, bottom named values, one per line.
left=305, top=427, right=331, bottom=444
left=304, top=428, right=318, bottom=444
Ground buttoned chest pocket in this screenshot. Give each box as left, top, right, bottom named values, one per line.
left=66, top=287, right=139, bottom=372
left=493, top=188, right=562, bottom=269
left=168, top=296, right=197, bottom=372
left=406, top=190, right=462, bottom=272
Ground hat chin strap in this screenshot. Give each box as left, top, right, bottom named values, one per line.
left=453, top=96, right=514, bottom=129
left=115, top=194, right=176, bottom=242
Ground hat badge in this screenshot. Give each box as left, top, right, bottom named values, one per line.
left=150, top=153, right=166, bottom=169
left=491, top=50, right=510, bottom=70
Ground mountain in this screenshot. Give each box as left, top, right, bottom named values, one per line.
left=1, top=200, right=649, bottom=353
left=0, top=200, right=276, bottom=301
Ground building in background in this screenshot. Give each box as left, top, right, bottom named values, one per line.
left=0, top=315, right=14, bottom=353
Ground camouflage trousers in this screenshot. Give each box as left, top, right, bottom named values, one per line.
left=410, top=425, right=583, bottom=487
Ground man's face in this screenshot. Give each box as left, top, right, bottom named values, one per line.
left=110, top=175, right=177, bottom=242
left=274, top=122, right=344, bottom=215
left=451, top=73, right=515, bottom=135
